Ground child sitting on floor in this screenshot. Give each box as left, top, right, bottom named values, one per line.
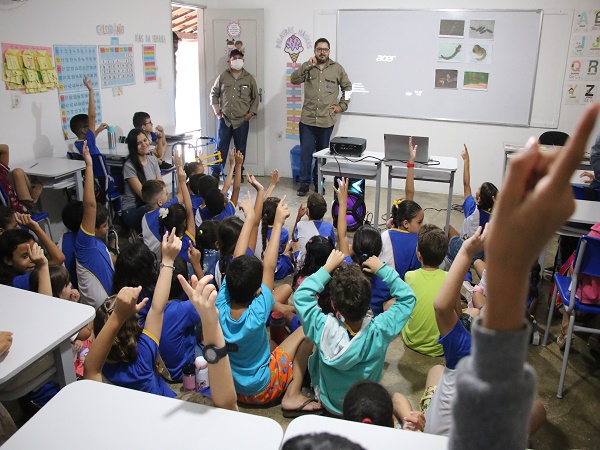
left=261, top=196, right=294, bottom=280
left=58, top=201, right=83, bottom=289
left=293, top=192, right=335, bottom=265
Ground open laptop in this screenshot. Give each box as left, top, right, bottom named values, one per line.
left=384, top=134, right=430, bottom=164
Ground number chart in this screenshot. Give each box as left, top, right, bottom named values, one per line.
left=98, top=45, right=135, bottom=88
left=54, top=45, right=100, bottom=93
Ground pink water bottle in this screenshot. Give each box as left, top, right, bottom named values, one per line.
left=195, top=356, right=209, bottom=389
left=270, top=311, right=286, bottom=345
left=182, top=363, right=196, bottom=391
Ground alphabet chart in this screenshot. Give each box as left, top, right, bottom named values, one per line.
left=98, top=45, right=135, bottom=88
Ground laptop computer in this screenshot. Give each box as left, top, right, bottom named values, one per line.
left=384, top=134, right=430, bottom=164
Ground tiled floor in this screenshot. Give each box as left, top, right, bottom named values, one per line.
left=231, top=176, right=600, bottom=450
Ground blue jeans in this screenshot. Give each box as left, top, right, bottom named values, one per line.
left=121, top=205, right=150, bottom=233
left=299, top=122, right=333, bottom=186
left=213, top=118, right=250, bottom=175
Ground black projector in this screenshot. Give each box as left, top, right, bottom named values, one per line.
left=330, top=136, right=366, bottom=157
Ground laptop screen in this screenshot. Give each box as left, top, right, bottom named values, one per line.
left=384, top=134, right=430, bottom=163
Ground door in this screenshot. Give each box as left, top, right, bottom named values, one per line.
left=204, top=9, right=264, bottom=176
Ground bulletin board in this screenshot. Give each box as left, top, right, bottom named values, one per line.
left=337, top=9, right=542, bottom=126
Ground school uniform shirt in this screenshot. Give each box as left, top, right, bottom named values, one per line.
left=402, top=269, right=447, bottom=357
left=159, top=300, right=201, bottom=382
left=459, top=195, right=492, bottom=240
left=74, top=129, right=100, bottom=155
left=179, top=231, right=196, bottom=266
left=379, top=229, right=421, bottom=279
left=194, top=200, right=236, bottom=227
left=122, top=156, right=161, bottom=211
left=142, top=198, right=179, bottom=258
left=12, top=272, right=31, bottom=291
left=58, top=232, right=78, bottom=289
left=190, top=194, right=204, bottom=219
left=75, top=225, right=114, bottom=310
left=216, top=279, right=274, bottom=396
left=294, top=220, right=336, bottom=265
left=294, top=264, right=416, bottom=414
left=266, top=227, right=294, bottom=280
left=102, top=330, right=176, bottom=398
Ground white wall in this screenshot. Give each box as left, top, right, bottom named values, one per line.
left=201, top=0, right=600, bottom=194
left=0, top=0, right=174, bottom=164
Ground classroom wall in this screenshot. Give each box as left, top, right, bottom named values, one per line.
left=0, top=0, right=174, bottom=164
left=201, top=0, right=600, bottom=194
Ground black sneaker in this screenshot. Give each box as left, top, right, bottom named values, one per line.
left=159, top=161, right=174, bottom=170
left=297, top=184, right=309, bottom=196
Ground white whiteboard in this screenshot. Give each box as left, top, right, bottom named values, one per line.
left=338, top=9, right=543, bottom=126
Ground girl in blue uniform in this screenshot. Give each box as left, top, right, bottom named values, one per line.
left=261, top=197, right=294, bottom=280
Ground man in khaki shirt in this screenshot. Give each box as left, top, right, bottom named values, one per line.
left=291, top=38, right=352, bottom=196
left=211, top=49, right=258, bottom=177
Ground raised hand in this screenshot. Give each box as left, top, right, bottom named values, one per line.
left=409, top=137, right=418, bottom=163
left=234, top=150, right=244, bottom=166
left=269, top=169, right=280, bottom=187
left=461, top=144, right=469, bottom=161
left=178, top=274, right=218, bottom=324
left=228, top=149, right=236, bottom=167
left=82, top=140, right=93, bottom=166
left=161, top=228, right=182, bottom=264
left=462, top=226, right=486, bottom=258
left=324, top=249, right=345, bottom=273
left=296, top=204, right=308, bottom=221
left=237, top=191, right=255, bottom=220
left=247, top=174, right=263, bottom=191
left=83, top=77, right=93, bottom=91
left=28, top=242, right=48, bottom=268
left=113, top=286, right=147, bottom=321
left=275, top=195, right=290, bottom=226
left=334, top=177, right=348, bottom=204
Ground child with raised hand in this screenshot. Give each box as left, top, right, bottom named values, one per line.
left=380, top=137, right=423, bottom=279
left=15, top=213, right=65, bottom=266
left=0, top=230, right=51, bottom=296
left=217, top=197, right=318, bottom=415
left=84, top=229, right=182, bottom=397
left=450, top=106, right=600, bottom=448
left=75, top=141, right=114, bottom=309
left=261, top=196, right=294, bottom=280
left=178, top=273, right=239, bottom=411
left=194, top=220, right=219, bottom=279
left=71, top=77, right=107, bottom=155
left=292, top=191, right=335, bottom=265
left=58, top=201, right=83, bottom=288
left=294, top=248, right=416, bottom=415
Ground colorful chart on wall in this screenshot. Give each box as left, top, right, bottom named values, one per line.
left=2, top=43, right=58, bottom=92
left=142, top=45, right=156, bottom=83
left=98, top=45, right=135, bottom=88
left=53, top=45, right=102, bottom=139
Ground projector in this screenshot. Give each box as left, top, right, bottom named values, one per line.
left=330, top=136, right=367, bottom=157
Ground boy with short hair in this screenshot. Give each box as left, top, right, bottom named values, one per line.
left=293, top=192, right=335, bottom=264
left=132, top=111, right=171, bottom=169
left=70, top=77, right=108, bottom=155
left=76, top=141, right=114, bottom=309
left=402, top=224, right=450, bottom=357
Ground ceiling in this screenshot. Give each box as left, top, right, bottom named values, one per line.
left=172, top=5, right=198, bottom=39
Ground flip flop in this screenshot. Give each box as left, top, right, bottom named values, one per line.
left=282, top=398, right=323, bottom=418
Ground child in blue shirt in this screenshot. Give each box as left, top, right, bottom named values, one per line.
left=261, top=196, right=293, bottom=280
left=75, top=142, right=114, bottom=309
left=293, top=192, right=336, bottom=264
left=71, top=77, right=108, bottom=155
left=84, top=230, right=182, bottom=397
left=59, top=201, right=83, bottom=289
left=132, top=111, right=169, bottom=169
left=187, top=173, right=206, bottom=218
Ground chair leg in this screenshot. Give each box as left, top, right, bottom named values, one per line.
left=557, top=313, right=576, bottom=398
left=41, top=217, right=53, bottom=241
left=543, top=286, right=559, bottom=346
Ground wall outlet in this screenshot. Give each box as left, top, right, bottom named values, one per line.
left=277, top=131, right=283, bottom=141
left=11, top=91, right=21, bottom=109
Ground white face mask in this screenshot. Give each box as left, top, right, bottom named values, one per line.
left=231, top=59, right=244, bottom=70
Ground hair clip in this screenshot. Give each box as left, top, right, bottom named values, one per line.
left=393, top=199, right=403, bottom=206
left=159, top=208, right=169, bottom=219
left=362, top=253, right=368, bottom=258
left=362, top=418, right=373, bottom=424
left=198, top=229, right=203, bottom=235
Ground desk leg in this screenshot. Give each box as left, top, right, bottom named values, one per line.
left=374, top=163, right=381, bottom=227
left=445, top=171, right=455, bottom=234
left=317, top=159, right=323, bottom=195
left=386, top=168, right=393, bottom=223
left=74, top=169, right=84, bottom=201
left=54, top=339, right=76, bottom=388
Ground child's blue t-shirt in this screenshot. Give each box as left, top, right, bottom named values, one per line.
left=195, top=200, right=236, bottom=226
left=266, top=227, right=293, bottom=280
left=75, top=225, right=114, bottom=309
left=159, top=300, right=201, bottom=382
left=216, top=279, right=274, bottom=396
left=379, top=229, right=421, bottom=280
left=190, top=194, right=204, bottom=219
left=102, top=330, right=176, bottom=398
left=74, top=129, right=100, bottom=155
left=142, top=197, right=179, bottom=258
left=12, top=272, right=31, bottom=291
left=439, top=319, right=472, bottom=370
left=294, top=220, right=336, bottom=264
left=59, top=231, right=78, bottom=289
left=459, top=195, right=492, bottom=240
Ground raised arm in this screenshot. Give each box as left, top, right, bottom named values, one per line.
left=179, top=274, right=239, bottom=411
left=291, top=203, right=307, bottom=242
left=333, top=178, right=350, bottom=256
left=174, top=152, right=195, bottom=237
left=233, top=193, right=255, bottom=258
left=220, top=150, right=235, bottom=195
left=461, top=145, right=472, bottom=199
left=144, top=230, right=182, bottom=340
left=29, top=243, right=51, bottom=296
left=153, top=125, right=167, bottom=161
left=290, top=60, right=313, bottom=85
left=434, top=227, right=485, bottom=337
left=264, top=169, right=280, bottom=199
left=230, top=150, right=243, bottom=207
left=16, top=214, right=65, bottom=265
left=405, top=137, right=417, bottom=201
left=80, top=142, right=96, bottom=234
left=83, top=77, right=96, bottom=130
left=84, top=287, right=147, bottom=382
left=263, top=196, right=289, bottom=291
left=247, top=175, right=265, bottom=253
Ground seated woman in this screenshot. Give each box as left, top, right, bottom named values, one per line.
left=121, top=129, right=163, bottom=232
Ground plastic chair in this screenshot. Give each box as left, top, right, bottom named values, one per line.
left=539, top=131, right=570, bottom=146
left=0, top=184, right=53, bottom=240
left=542, top=235, right=600, bottom=398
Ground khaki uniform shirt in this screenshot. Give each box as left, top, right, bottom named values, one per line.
left=290, top=59, right=352, bottom=128
left=211, top=69, right=258, bottom=129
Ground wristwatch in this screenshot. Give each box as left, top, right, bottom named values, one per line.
left=202, top=343, right=239, bottom=364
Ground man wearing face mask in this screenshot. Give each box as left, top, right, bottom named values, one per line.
left=210, top=49, right=258, bottom=178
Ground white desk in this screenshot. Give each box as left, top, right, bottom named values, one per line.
left=385, top=156, right=458, bottom=233
left=12, top=157, right=86, bottom=201
left=98, top=142, right=130, bottom=163
left=313, top=149, right=384, bottom=227
left=0, top=285, right=94, bottom=401
left=503, top=143, right=591, bottom=174
left=283, top=415, right=448, bottom=449
left=3, top=380, right=283, bottom=449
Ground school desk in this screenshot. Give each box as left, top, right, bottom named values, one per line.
left=503, top=143, right=592, bottom=174
left=313, top=148, right=384, bottom=227
left=2, top=380, right=284, bottom=449
left=283, top=414, right=448, bottom=449
left=0, top=285, right=94, bottom=401
left=385, top=156, right=458, bottom=233
left=12, top=157, right=86, bottom=201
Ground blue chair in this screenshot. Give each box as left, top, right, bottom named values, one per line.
left=0, top=184, right=52, bottom=240
left=542, top=235, right=600, bottom=398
